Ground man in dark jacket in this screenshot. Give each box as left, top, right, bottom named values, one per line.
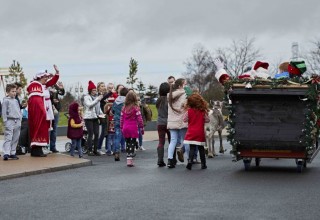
left=49, top=81, right=65, bottom=153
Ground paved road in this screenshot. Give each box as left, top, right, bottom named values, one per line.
left=1, top=140, right=320, bottom=220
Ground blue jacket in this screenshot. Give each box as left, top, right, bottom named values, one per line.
left=112, top=96, right=125, bottom=128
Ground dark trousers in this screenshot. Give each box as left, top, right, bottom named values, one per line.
left=189, top=144, right=206, bottom=164
left=157, top=125, right=170, bottom=149
left=19, top=118, right=30, bottom=152
left=85, top=119, right=100, bottom=152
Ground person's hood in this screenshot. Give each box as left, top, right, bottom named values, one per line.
left=115, top=96, right=126, bottom=105
left=3, top=96, right=15, bottom=101
left=69, top=102, right=79, bottom=118
left=167, top=89, right=185, bottom=99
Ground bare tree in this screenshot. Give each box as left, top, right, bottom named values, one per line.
left=183, top=44, right=215, bottom=94
left=305, top=39, right=320, bottom=75
left=216, top=37, right=261, bottom=77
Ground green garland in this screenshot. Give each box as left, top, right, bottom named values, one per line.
left=224, top=77, right=320, bottom=159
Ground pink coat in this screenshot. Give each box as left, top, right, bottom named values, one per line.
left=120, top=106, right=144, bottom=138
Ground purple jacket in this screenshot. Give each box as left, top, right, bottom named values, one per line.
left=120, top=106, right=144, bottom=138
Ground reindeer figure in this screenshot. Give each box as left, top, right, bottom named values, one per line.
left=204, top=101, right=225, bottom=158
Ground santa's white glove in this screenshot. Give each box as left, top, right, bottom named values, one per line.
left=214, top=58, right=224, bottom=71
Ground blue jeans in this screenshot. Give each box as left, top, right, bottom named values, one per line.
left=98, top=123, right=107, bottom=150
left=70, top=138, right=82, bottom=157
left=138, top=127, right=143, bottom=147
left=168, top=128, right=188, bottom=159
left=107, top=133, right=115, bottom=154
left=121, top=135, right=125, bottom=151
left=50, top=114, right=59, bottom=151
left=114, top=127, right=122, bottom=153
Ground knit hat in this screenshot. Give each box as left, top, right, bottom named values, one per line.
left=88, top=80, right=96, bottom=91
left=288, top=60, right=307, bottom=77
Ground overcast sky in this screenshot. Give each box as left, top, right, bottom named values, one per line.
left=1, top=0, right=320, bottom=94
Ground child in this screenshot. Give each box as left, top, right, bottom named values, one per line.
left=104, top=96, right=116, bottom=157
left=120, top=91, right=144, bottom=167
left=2, top=84, right=22, bottom=160
left=67, top=102, right=84, bottom=158
left=112, top=87, right=129, bottom=161
left=183, top=93, right=210, bottom=170
left=155, top=82, right=171, bottom=167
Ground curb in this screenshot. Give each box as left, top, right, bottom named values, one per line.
left=0, top=159, right=92, bottom=181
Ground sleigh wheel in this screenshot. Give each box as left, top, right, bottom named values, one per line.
left=303, top=160, right=307, bottom=168
left=255, top=158, right=261, bottom=167
left=297, top=161, right=303, bottom=173
left=243, top=159, right=251, bottom=171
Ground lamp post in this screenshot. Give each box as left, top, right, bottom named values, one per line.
left=75, top=82, right=84, bottom=103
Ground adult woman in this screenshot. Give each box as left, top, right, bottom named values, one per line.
left=83, top=81, right=103, bottom=156
left=27, top=65, right=60, bottom=157
left=156, top=82, right=171, bottom=167
left=97, top=82, right=107, bottom=155
left=167, top=78, right=188, bottom=168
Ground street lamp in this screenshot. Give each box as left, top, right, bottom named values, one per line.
left=75, top=82, right=84, bottom=103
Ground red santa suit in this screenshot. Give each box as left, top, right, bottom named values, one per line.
left=27, top=72, right=59, bottom=147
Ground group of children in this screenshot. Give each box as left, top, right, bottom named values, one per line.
left=66, top=85, right=145, bottom=167
left=66, top=78, right=210, bottom=170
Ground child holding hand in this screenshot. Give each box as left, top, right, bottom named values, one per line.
left=183, top=93, right=210, bottom=170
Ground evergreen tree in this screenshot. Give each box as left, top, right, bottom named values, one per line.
left=126, top=58, right=138, bottom=89
left=135, top=79, right=146, bottom=97
left=146, top=84, right=158, bottom=99
left=6, top=60, right=27, bottom=88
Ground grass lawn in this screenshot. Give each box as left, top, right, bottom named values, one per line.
left=58, top=112, right=69, bottom=126
left=148, top=104, right=158, bottom=121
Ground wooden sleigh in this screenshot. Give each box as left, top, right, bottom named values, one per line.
left=228, top=83, right=320, bottom=172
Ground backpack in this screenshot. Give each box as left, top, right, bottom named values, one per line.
left=142, top=104, right=152, bottom=122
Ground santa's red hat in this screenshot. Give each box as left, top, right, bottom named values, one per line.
left=88, top=80, right=96, bottom=91
left=253, top=61, right=269, bottom=70
left=215, top=69, right=230, bottom=84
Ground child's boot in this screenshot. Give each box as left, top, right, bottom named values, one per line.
left=173, top=148, right=177, bottom=165
left=127, top=157, right=134, bottom=167
left=186, top=160, right=192, bottom=170
left=114, top=152, right=120, bottom=161
left=157, top=148, right=166, bottom=167
left=200, top=151, right=207, bottom=169
left=167, top=159, right=175, bottom=168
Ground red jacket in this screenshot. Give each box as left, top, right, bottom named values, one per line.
left=183, top=108, right=208, bottom=146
